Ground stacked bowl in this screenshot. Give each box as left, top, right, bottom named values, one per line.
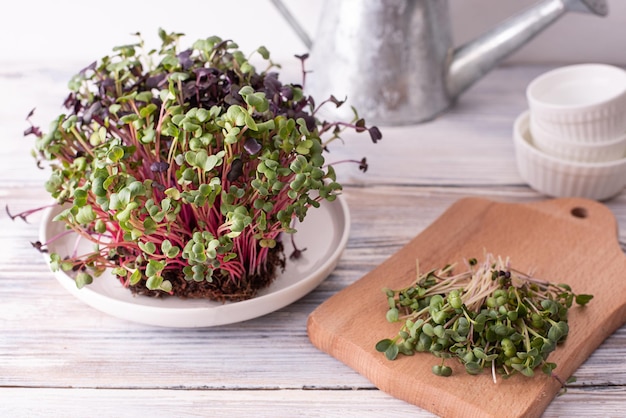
left=514, top=63, right=626, bottom=200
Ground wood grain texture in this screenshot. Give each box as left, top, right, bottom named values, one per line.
left=308, top=197, right=626, bottom=418
left=1, top=62, right=625, bottom=417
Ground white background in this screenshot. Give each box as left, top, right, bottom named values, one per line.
left=2, top=0, right=625, bottom=68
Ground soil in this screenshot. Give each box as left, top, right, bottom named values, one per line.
left=128, top=242, right=286, bottom=302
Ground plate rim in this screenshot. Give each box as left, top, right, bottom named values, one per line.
left=39, top=196, right=350, bottom=328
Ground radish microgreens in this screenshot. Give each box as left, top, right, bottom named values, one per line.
left=376, top=254, right=592, bottom=384
left=19, top=29, right=380, bottom=301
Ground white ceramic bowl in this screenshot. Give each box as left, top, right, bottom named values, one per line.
left=514, top=110, right=626, bottom=200
left=526, top=64, right=626, bottom=142
left=530, top=116, right=626, bottom=163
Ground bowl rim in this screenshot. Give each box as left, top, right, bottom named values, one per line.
left=526, top=63, right=626, bottom=111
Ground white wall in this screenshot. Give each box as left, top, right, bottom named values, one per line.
left=2, top=0, right=624, bottom=67
left=451, top=0, right=626, bottom=65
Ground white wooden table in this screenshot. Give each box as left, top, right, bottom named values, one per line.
left=1, top=61, right=625, bottom=417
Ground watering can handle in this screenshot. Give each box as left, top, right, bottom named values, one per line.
left=269, top=0, right=313, bottom=50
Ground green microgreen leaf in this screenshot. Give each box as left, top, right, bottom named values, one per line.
left=129, top=269, right=142, bottom=285
left=575, top=294, right=593, bottom=306
left=75, top=272, right=93, bottom=289
left=139, top=241, right=156, bottom=255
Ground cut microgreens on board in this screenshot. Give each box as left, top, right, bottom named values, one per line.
left=376, top=253, right=593, bottom=383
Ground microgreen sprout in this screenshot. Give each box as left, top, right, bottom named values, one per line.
left=17, top=29, right=381, bottom=301
left=376, top=253, right=593, bottom=383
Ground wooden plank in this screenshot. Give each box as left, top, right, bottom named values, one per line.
left=2, top=192, right=624, bottom=403
left=1, top=387, right=624, bottom=418
left=1, top=62, right=625, bottom=417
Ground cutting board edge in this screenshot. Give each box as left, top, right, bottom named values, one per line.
left=306, top=313, right=559, bottom=418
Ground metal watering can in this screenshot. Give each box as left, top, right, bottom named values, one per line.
left=270, top=0, right=608, bottom=125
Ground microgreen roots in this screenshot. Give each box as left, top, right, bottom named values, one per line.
left=22, top=29, right=381, bottom=301
left=376, top=253, right=593, bottom=381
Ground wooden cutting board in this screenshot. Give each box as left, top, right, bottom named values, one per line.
left=307, top=197, right=626, bottom=418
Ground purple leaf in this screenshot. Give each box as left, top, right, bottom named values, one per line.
left=150, top=161, right=169, bottom=172
left=244, top=138, right=262, bottom=155
left=369, top=126, right=382, bottom=143
left=227, top=159, right=244, bottom=182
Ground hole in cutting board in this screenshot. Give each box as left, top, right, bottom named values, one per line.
left=571, top=207, right=588, bottom=218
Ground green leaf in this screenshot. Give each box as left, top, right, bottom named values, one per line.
left=296, top=117, right=310, bottom=135
left=257, top=46, right=270, bottom=59
left=375, top=339, right=393, bottom=353
left=115, top=202, right=138, bottom=222
left=107, top=146, right=125, bottom=163
left=109, top=104, right=122, bottom=115
left=140, top=127, right=156, bottom=144
left=135, top=91, right=153, bottom=103
left=112, top=267, right=126, bottom=277
left=542, top=362, right=557, bottom=375
left=464, top=362, right=482, bottom=375
left=256, top=119, right=275, bottom=133
left=45, top=172, right=63, bottom=194
left=160, top=88, right=176, bottom=103
left=185, top=150, right=220, bottom=172
left=159, top=280, right=172, bottom=293
left=119, top=113, right=139, bottom=124
left=73, top=188, right=88, bottom=207
left=75, top=205, right=96, bottom=224
left=259, top=238, right=276, bottom=248
left=386, top=308, right=399, bottom=323
left=182, top=121, right=200, bottom=133
left=129, top=269, right=142, bottom=285
left=94, top=219, right=106, bottom=234
left=91, top=176, right=107, bottom=197
left=172, top=114, right=186, bottom=126
left=290, top=173, right=306, bottom=191
left=185, top=151, right=196, bottom=166
left=160, top=240, right=180, bottom=258
left=195, top=108, right=210, bottom=123
left=575, top=294, right=593, bottom=306
left=295, top=143, right=310, bottom=155
left=146, top=275, right=163, bottom=290
left=146, top=259, right=165, bottom=277
left=138, top=241, right=157, bottom=255
left=143, top=217, right=157, bottom=235
left=203, top=154, right=219, bottom=172
left=226, top=105, right=247, bottom=126
left=385, top=344, right=399, bottom=361
left=245, top=114, right=258, bottom=131
left=241, top=89, right=269, bottom=113
left=165, top=187, right=181, bottom=200
left=170, top=72, right=190, bottom=82
left=49, top=253, right=62, bottom=272
left=136, top=181, right=153, bottom=197
left=52, top=208, right=72, bottom=222
left=89, top=128, right=104, bottom=146
left=76, top=272, right=93, bottom=289
left=238, top=86, right=254, bottom=96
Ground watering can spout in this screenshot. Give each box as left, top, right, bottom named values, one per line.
left=271, top=0, right=608, bottom=125
left=447, top=0, right=609, bottom=100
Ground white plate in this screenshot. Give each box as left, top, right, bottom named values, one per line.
left=39, top=197, right=350, bottom=328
